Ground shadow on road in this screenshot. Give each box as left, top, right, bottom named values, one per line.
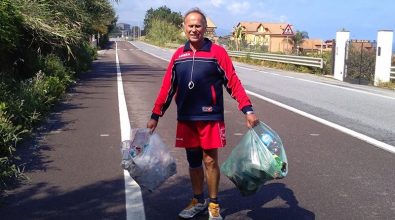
left=0, top=178, right=125, bottom=219
left=221, top=182, right=315, bottom=220
left=141, top=173, right=315, bottom=220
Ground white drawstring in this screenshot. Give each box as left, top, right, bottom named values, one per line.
left=188, top=51, right=196, bottom=89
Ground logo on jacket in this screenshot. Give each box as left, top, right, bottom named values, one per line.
left=202, top=106, right=213, bottom=112
left=178, top=53, right=191, bottom=58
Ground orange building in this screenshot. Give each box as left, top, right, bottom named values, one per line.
left=232, top=21, right=295, bottom=53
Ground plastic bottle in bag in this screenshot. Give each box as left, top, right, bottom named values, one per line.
left=252, top=122, right=287, bottom=177
left=259, top=133, right=281, bottom=156
left=121, top=140, right=133, bottom=170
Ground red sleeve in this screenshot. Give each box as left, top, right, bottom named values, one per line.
left=151, top=49, right=180, bottom=116
left=216, top=46, right=252, bottom=111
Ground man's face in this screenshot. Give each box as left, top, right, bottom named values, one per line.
left=184, top=12, right=206, bottom=43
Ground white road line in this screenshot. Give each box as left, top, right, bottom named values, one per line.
left=115, top=41, right=146, bottom=220
left=128, top=41, right=168, bottom=62
left=236, top=65, right=395, bottom=100
left=129, top=41, right=395, bottom=154
left=246, top=90, right=395, bottom=154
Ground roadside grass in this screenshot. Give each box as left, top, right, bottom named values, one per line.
left=377, top=81, right=395, bottom=90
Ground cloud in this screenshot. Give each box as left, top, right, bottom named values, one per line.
left=210, top=0, right=224, bottom=7
left=227, top=2, right=250, bottom=14
left=279, top=15, right=287, bottom=23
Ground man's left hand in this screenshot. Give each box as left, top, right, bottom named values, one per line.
left=246, top=113, right=259, bottom=128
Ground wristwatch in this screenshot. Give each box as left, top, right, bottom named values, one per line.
left=246, top=111, right=255, bottom=115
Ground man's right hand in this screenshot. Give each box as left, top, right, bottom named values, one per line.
left=147, top=119, right=158, bottom=133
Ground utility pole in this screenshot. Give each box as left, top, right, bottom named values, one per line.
left=138, top=21, right=140, bottom=40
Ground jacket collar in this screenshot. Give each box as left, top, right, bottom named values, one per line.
left=183, top=38, right=212, bottom=52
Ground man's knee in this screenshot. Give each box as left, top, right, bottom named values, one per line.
left=186, top=148, right=203, bottom=168
left=203, top=149, right=218, bottom=167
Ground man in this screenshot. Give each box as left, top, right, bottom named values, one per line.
left=147, top=8, right=258, bottom=220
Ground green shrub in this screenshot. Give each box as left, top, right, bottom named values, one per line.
left=0, top=0, right=23, bottom=74
left=67, top=42, right=97, bottom=73
left=0, top=1, right=19, bottom=46
left=377, top=81, right=395, bottom=90
left=15, top=71, right=67, bottom=127
left=40, top=54, right=74, bottom=85
left=0, top=107, right=27, bottom=188
left=147, top=19, right=184, bottom=46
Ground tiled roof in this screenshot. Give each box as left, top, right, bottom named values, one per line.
left=207, top=17, right=216, bottom=28
left=237, top=22, right=261, bottom=32
left=237, top=22, right=291, bottom=35
left=260, top=23, right=289, bottom=35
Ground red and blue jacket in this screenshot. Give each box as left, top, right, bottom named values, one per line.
left=151, top=38, right=253, bottom=121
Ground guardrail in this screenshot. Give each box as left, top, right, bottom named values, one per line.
left=391, top=66, right=395, bottom=80
left=228, top=51, right=324, bottom=69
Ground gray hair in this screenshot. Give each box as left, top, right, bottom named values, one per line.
left=184, top=7, right=207, bottom=27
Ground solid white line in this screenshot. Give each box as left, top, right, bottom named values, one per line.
left=246, top=90, right=395, bottom=154
left=236, top=65, right=395, bottom=100
left=115, top=41, right=146, bottom=220
left=128, top=41, right=169, bottom=62
left=130, top=41, right=395, bottom=154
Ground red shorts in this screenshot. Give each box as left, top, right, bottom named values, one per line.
left=176, top=121, right=226, bottom=149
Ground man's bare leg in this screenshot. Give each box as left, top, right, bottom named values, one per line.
left=189, top=166, right=204, bottom=195
left=203, top=149, right=220, bottom=200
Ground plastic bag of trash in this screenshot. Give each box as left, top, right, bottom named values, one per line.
left=121, top=128, right=177, bottom=191
left=220, top=121, right=288, bottom=196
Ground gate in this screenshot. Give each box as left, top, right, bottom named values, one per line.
left=344, top=40, right=377, bottom=84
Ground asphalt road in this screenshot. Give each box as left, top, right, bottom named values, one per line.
left=130, top=40, right=395, bottom=148
left=1, top=40, right=394, bottom=220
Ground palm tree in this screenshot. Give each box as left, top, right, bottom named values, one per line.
left=290, top=30, right=309, bottom=54
left=233, top=25, right=245, bottom=51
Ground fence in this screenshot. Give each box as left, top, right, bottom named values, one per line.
left=391, top=66, right=395, bottom=80
left=228, top=51, right=323, bottom=69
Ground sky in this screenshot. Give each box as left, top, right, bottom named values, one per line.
left=112, top=0, right=395, bottom=43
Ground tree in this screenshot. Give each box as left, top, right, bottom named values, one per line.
left=1, top=0, right=117, bottom=78
left=147, top=18, right=183, bottom=45
left=0, top=0, right=23, bottom=73
left=143, top=6, right=183, bottom=35
left=233, top=25, right=245, bottom=51
left=290, top=30, right=309, bottom=54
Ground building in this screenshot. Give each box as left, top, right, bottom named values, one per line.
left=206, top=17, right=217, bottom=39
left=349, top=40, right=375, bottom=51
left=116, top=23, right=131, bottom=31
left=116, top=23, right=131, bottom=37
left=233, top=21, right=295, bottom=53
left=300, top=39, right=330, bottom=53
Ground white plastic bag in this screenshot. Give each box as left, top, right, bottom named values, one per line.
left=121, top=128, right=177, bottom=191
